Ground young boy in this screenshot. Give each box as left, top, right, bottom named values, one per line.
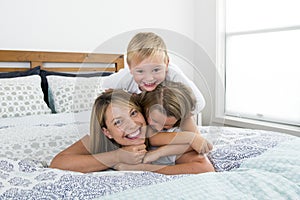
left=102, top=32, right=205, bottom=112
left=102, top=32, right=208, bottom=151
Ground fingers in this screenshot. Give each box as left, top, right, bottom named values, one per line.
left=119, top=146, right=147, bottom=164
left=123, top=144, right=146, bottom=152
left=134, top=144, right=147, bottom=151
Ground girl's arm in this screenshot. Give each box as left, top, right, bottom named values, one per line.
left=148, top=115, right=213, bottom=154
left=149, top=129, right=211, bottom=154
left=142, top=144, right=191, bottom=164
left=180, top=116, right=213, bottom=153
left=180, top=115, right=201, bottom=134
left=50, top=135, right=147, bottom=173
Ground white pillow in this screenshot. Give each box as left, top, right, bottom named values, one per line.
left=0, top=75, right=51, bottom=118
left=47, top=75, right=105, bottom=113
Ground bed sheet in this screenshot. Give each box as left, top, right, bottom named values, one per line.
left=0, top=112, right=298, bottom=199
left=103, top=138, right=300, bottom=199
left=0, top=111, right=91, bottom=163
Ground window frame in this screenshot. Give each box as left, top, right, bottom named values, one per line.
left=214, top=0, right=300, bottom=137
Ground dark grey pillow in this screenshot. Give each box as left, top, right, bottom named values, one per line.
left=0, top=66, right=40, bottom=78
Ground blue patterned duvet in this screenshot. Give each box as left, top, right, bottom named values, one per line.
left=0, top=112, right=298, bottom=199
left=104, top=138, right=300, bottom=199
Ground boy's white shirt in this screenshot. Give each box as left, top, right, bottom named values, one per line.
left=102, top=63, right=205, bottom=114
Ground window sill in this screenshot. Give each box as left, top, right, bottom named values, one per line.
left=212, top=115, right=300, bottom=137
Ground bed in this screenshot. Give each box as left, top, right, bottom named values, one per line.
left=0, top=50, right=299, bottom=199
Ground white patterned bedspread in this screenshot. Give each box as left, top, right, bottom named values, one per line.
left=0, top=111, right=91, bottom=163
left=0, top=112, right=298, bottom=199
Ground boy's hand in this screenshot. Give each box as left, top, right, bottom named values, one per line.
left=117, top=144, right=147, bottom=164
left=191, top=135, right=213, bottom=154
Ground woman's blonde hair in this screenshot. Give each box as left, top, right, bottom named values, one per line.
left=90, top=89, right=142, bottom=154
left=139, top=81, right=196, bottom=127
left=126, top=32, right=169, bottom=66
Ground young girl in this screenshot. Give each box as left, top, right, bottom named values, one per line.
left=139, top=81, right=213, bottom=165
left=50, top=89, right=214, bottom=174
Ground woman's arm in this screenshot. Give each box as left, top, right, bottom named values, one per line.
left=114, top=156, right=214, bottom=175
left=115, top=149, right=215, bottom=175
left=50, top=135, right=147, bottom=173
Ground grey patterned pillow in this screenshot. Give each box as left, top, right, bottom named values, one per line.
left=46, top=75, right=105, bottom=113
left=0, top=75, right=51, bottom=118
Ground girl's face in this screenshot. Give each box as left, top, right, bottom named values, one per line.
left=147, top=109, right=178, bottom=131
left=130, top=54, right=168, bottom=92
left=102, top=104, right=147, bottom=146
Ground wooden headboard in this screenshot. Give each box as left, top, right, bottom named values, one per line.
left=0, top=50, right=124, bottom=72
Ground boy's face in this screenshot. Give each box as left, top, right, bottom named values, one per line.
left=129, top=54, right=168, bottom=91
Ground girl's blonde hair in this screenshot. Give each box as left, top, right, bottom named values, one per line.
left=126, top=32, right=169, bottom=66
left=90, top=89, right=142, bottom=154
left=139, top=81, right=196, bottom=127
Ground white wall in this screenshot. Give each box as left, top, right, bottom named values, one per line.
left=194, top=0, right=217, bottom=125
left=0, top=0, right=195, bottom=52
left=0, top=0, right=217, bottom=125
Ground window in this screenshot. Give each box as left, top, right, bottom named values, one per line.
left=218, top=0, right=300, bottom=129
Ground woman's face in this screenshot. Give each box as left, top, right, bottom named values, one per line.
left=102, top=103, right=147, bottom=146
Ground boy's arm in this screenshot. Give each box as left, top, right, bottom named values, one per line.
left=102, top=68, right=141, bottom=93
left=142, top=144, right=191, bottom=164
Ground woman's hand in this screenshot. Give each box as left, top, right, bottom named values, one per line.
left=117, top=144, right=147, bottom=164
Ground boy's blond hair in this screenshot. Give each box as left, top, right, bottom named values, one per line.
left=126, top=32, right=169, bottom=66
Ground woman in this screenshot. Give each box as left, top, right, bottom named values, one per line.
left=50, top=89, right=214, bottom=174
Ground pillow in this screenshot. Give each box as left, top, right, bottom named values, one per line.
left=46, top=75, right=105, bottom=113
left=0, top=75, right=52, bottom=118
left=40, top=70, right=112, bottom=106
left=0, top=66, right=40, bottom=78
